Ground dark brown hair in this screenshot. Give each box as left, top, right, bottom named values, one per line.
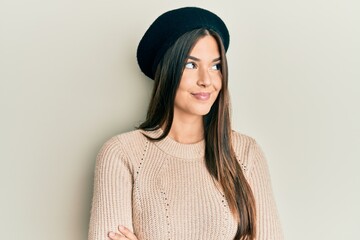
left=139, top=28, right=256, bottom=239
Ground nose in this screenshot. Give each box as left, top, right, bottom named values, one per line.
left=197, top=67, right=211, bottom=87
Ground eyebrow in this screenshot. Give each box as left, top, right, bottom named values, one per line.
left=187, top=56, right=221, bottom=62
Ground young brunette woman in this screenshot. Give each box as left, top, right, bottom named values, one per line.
left=88, top=7, right=283, bottom=240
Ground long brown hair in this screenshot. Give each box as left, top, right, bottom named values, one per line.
left=139, top=28, right=256, bottom=239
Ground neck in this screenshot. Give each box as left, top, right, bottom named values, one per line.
left=166, top=115, right=204, bottom=144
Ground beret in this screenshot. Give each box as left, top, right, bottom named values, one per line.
left=136, top=7, right=230, bottom=80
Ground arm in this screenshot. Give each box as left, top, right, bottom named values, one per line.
left=88, top=136, right=134, bottom=240
left=247, top=140, right=284, bottom=240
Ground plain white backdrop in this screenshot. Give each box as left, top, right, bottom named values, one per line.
left=1, top=0, right=359, bottom=239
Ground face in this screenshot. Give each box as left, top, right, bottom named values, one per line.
left=174, top=35, right=222, bottom=120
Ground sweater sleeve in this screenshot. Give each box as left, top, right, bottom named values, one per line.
left=88, top=136, right=134, bottom=240
left=247, top=140, right=284, bottom=240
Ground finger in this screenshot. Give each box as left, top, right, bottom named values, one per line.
left=108, top=231, right=128, bottom=240
left=118, top=225, right=138, bottom=240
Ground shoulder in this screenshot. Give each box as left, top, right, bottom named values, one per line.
left=96, top=129, right=149, bottom=169
left=100, top=129, right=147, bottom=152
left=231, top=130, right=264, bottom=176
left=231, top=130, right=257, bottom=161
left=114, top=129, right=149, bottom=147
left=231, top=130, right=257, bottom=151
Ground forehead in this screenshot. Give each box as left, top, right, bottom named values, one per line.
left=189, top=35, right=220, bottom=59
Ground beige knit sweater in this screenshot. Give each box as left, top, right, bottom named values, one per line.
left=88, top=129, right=283, bottom=240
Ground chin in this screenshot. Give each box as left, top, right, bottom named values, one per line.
left=175, top=103, right=214, bottom=118
left=192, top=107, right=212, bottom=116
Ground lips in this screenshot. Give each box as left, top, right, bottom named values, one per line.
left=191, top=92, right=211, bottom=101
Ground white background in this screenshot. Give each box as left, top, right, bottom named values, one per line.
left=1, top=0, right=359, bottom=239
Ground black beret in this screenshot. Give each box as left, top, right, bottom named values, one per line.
left=136, top=7, right=230, bottom=80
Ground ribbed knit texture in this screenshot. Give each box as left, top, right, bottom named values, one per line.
left=88, top=129, right=283, bottom=240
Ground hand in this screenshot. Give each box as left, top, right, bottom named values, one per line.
left=108, top=225, right=138, bottom=240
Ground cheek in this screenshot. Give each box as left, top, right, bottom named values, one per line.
left=214, top=75, right=222, bottom=91
left=178, top=73, right=194, bottom=89
left=174, top=86, right=189, bottom=106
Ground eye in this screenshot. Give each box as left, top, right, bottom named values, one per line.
left=211, top=63, right=221, bottom=71
left=185, top=62, right=197, bottom=69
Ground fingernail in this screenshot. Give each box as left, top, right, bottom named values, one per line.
left=119, top=225, right=125, bottom=231
left=108, top=232, right=115, bottom=237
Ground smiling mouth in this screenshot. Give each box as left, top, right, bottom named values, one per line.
left=191, top=92, right=211, bottom=101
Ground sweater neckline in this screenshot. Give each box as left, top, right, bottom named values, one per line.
left=142, top=128, right=205, bottom=159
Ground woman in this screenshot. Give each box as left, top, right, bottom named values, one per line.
left=88, top=7, right=283, bottom=240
